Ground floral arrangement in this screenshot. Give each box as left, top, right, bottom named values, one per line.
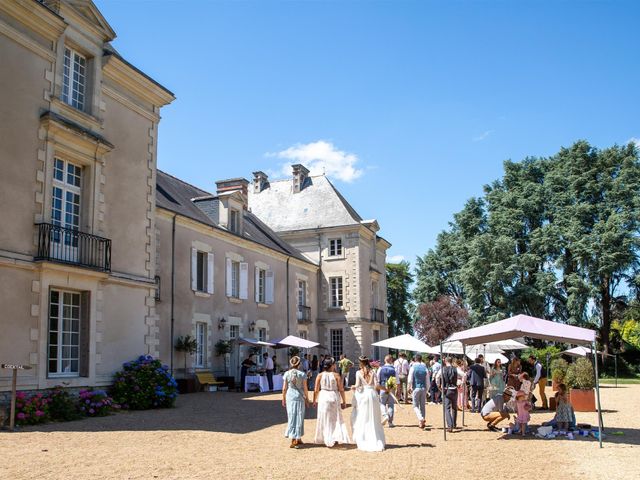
left=78, top=389, right=115, bottom=416
left=111, top=355, right=178, bottom=410
left=15, top=391, right=49, bottom=426
left=386, top=376, right=397, bottom=392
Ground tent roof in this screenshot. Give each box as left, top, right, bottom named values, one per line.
left=446, top=314, right=596, bottom=346
left=271, top=335, right=319, bottom=349
left=467, top=352, right=508, bottom=364
left=562, top=346, right=613, bottom=357
left=371, top=334, right=431, bottom=352
left=236, top=337, right=276, bottom=347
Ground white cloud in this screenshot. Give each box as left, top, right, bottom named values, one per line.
left=387, top=254, right=405, bottom=263
left=472, top=130, right=493, bottom=142
left=627, top=137, right=640, bottom=148
left=268, top=140, right=363, bottom=183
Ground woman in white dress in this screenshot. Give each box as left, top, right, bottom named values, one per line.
left=351, top=356, right=385, bottom=451
left=313, top=358, right=350, bottom=447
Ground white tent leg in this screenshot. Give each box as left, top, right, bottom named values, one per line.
left=462, top=342, right=466, bottom=427
left=592, top=341, right=603, bottom=448
left=441, top=342, right=446, bottom=441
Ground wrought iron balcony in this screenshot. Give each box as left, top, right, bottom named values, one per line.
left=297, top=305, right=311, bottom=324
left=371, top=308, right=385, bottom=323
left=35, top=223, right=111, bottom=272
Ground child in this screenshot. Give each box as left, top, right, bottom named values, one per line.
left=515, top=390, right=532, bottom=436
left=554, top=383, right=574, bottom=434
left=518, top=372, right=532, bottom=398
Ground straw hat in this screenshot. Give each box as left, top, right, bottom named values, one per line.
left=289, top=356, right=301, bottom=368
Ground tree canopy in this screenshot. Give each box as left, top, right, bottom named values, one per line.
left=386, top=261, right=413, bottom=337
left=414, top=141, right=640, bottom=353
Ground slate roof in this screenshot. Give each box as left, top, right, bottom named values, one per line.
left=156, top=171, right=312, bottom=264
left=247, top=175, right=364, bottom=232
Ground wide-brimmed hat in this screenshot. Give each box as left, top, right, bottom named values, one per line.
left=290, top=356, right=301, bottom=368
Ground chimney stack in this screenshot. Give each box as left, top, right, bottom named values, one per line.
left=252, top=171, right=269, bottom=193
left=215, top=178, right=249, bottom=209
left=292, top=164, right=310, bottom=193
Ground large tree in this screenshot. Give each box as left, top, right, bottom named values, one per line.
left=386, top=261, right=413, bottom=336
left=415, top=141, right=640, bottom=353
left=414, top=296, right=469, bottom=345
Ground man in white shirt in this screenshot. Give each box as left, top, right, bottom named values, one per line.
left=263, top=352, right=274, bottom=391
left=394, top=352, right=410, bottom=403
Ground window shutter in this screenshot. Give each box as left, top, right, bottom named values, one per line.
left=239, top=262, right=249, bottom=299
left=207, top=252, right=214, bottom=294
left=265, top=270, right=274, bottom=304
left=191, top=248, right=197, bottom=291
left=255, top=267, right=260, bottom=303
left=226, top=258, right=233, bottom=297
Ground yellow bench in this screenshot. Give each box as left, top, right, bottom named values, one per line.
left=195, top=371, right=224, bottom=391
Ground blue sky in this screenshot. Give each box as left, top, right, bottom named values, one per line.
left=96, top=0, right=640, bottom=270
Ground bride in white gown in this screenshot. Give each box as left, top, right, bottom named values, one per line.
left=351, top=356, right=386, bottom=451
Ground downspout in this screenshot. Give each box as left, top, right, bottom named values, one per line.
left=170, top=214, right=176, bottom=375
left=286, top=257, right=290, bottom=336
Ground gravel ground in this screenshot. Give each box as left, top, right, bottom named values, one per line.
left=1, top=384, right=638, bottom=480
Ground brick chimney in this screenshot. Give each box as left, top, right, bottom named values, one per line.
left=215, top=178, right=249, bottom=209
left=292, top=164, right=310, bottom=193
left=252, top=171, right=269, bottom=193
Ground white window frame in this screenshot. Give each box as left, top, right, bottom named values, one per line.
left=191, top=249, right=214, bottom=294
left=328, top=238, right=343, bottom=257
left=229, top=324, right=239, bottom=340
left=195, top=322, right=207, bottom=368
left=231, top=261, right=240, bottom=297
left=330, top=276, right=343, bottom=308
left=256, top=268, right=266, bottom=303
left=229, top=209, right=239, bottom=233
left=48, top=289, right=81, bottom=377
left=297, top=280, right=307, bottom=307
left=330, top=329, right=343, bottom=359
left=62, top=47, right=87, bottom=111
left=257, top=327, right=267, bottom=366
left=51, top=158, right=82, bottom=259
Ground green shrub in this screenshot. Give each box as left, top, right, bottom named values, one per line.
left=550, top=358, right=569, bottom=383
left=111, top=355, right=178, bottom=410
left=47, top=388, right=83, bottom=421
left=566, top=357, right=595, bottom=390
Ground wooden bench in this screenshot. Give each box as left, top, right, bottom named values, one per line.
left=195, top=371, right=225, bottom=391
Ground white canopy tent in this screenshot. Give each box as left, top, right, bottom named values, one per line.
left=426, top=339, right=527, bottom=356
left=371, top=333, right=432, bottom=352
left=467, top=352, right=508, bottom=364
left=441, top=314, right=603, bottom=448
left=270, top=335, right=320, bottom=350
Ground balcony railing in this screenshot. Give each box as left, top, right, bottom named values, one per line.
left=297, top=305, right=311, bottom=324
left=371, top=308, right=385, bottom=323
left=35, top=223, right=111, bottom=272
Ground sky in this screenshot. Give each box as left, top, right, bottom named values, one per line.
left=96, top=0, right=640, bottom=270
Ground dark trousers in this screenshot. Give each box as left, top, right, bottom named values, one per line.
left=430, top=381, right=441, bottom=403
left=240, top=369, right=247, bottom=392
left=444, top=388, right=458, bottom=428
left=471, top=385, right=484, bottom=412
left=266, top=369, right=274, bottom=391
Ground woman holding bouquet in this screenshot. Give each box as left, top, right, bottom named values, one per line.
left=313, top=357, right=350, bottom=447
left=350, top=356, right=386, bottom=451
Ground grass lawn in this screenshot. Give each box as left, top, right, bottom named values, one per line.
left=599, top=377, right=640, bottom=384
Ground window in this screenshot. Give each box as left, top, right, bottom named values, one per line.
left=62, top=47, right=87, bottom=111
left=299, top=330, right=308, bottom=340
left=51, top=158, right=82, bottom=257
left=191, top=249, right=213, bottom=294
left=330, top=329, right=343, bottom=359
left=48, top=289, right=81, bottom=376
left=329, top=238, right=343, bottom=257
left=297, top=280, right=307, bottom=306
left=373, top=330, right=380, bottom=360
left=229, top=209, right=239, bottom=233
left=229, top=324, right=239, bottom=340
left=154, top=275, right=161, bottom=302
left=257, top=268, right=266, bottom=303
left=195, top=322, right=207, bottom=368
left=254, top=266, right=274, bottom=304
left=226, top=259, right=248, bottom=299
left=330, top=277, right=343, bottom=308
left=258, top=327, right=267, bottom=365
left=371, top=280, right=378, bottom=309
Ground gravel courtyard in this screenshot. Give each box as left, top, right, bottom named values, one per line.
left=1, top=384, right=638, bottom=480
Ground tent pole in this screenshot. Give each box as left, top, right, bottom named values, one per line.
left=592, top=341, right=603, bottom=449
left=441, top=341, right=446, bottom=441
left=462, top=342, right=466, bottom=427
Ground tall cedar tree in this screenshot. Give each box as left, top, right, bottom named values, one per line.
left=386, top=261, right=413, bottom=336
left=414, top=296, right=469, bottom=345
left=414, top=141, right=640, bottom=353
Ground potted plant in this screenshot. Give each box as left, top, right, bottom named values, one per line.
left=565, top=357, right=596, bottom=412
left=215, top=339, right=233, bottom=378
left=175, top=335, right=198, bottom=393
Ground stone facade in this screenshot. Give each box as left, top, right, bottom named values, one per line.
left=0, top=0, right=173, bottom=392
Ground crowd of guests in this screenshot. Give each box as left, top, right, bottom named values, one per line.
left=278, top=350, right=576, bottom=449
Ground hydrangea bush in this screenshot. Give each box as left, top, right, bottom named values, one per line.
left=78, top=389, right=115, bottom=416
left=47, top=388, right=84, bottom=421
left=15, top=391, right=49, bottom=426
left=111, top=355, right=178, bottom=410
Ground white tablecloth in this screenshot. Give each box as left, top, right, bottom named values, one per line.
left=245, top=374, right=283, bottom=392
